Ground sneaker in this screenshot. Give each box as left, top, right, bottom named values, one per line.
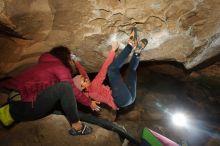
left=135, top=38, right=148, bottom=55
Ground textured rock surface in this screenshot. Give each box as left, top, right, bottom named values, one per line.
left=0, top=0, right=220, bottom=76
left=0, top=115, right=122, bottom=146
left=0, top=63, right=219, bottom=146
left=0, top=1, right=219, bottom=145
left=117, top=67, right=220, bottom=146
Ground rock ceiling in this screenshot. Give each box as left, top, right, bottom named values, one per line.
left=0, top=0, right=220, bottom=76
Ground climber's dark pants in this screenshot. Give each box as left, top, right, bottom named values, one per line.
left=108, top=44, right=140, bottom=108
left=9, top=81, right=80, bottom=123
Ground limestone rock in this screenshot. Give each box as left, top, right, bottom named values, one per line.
left=0, top=0, right=219, bottom=75
left=0, top=115, right=122, bottom=146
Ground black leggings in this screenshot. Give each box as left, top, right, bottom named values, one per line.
left=9, top=81, right=79, bottom=124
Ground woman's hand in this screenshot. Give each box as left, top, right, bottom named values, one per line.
left=90, top=100, right=101, bottom=111
left=70, top=53, right=81, bottom=62
left=111, top=41, right=119, bottom=52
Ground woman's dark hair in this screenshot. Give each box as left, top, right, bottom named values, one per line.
left=49, top=46, right=74, bottom=76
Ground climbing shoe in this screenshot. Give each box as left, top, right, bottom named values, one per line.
left=69, top=123, right=92, bottom=136
left=128, top=27, right=138, bottom=47
left=135, top=38, right=148, bottom=55
left=130, top=27, right=138, bottom=42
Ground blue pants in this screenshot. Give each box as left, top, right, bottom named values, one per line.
left=107, top=44, right=140, bottom=108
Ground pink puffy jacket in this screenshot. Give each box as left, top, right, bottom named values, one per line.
left=1, top=53, right=91, bottom=106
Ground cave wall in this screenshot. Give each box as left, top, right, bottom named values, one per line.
left=0, top=0, right=220, bottom=76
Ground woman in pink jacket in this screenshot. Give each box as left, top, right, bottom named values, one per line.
left=72, top=28, right=148, bottom=110
left=0, top=46, right=100, bottom=136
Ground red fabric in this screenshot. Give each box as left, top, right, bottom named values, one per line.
left=1, top=53, right=91, bottom=106
left=74, top=50, right=117, bottom=110
left=74, top=61, right=89, bottom=79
